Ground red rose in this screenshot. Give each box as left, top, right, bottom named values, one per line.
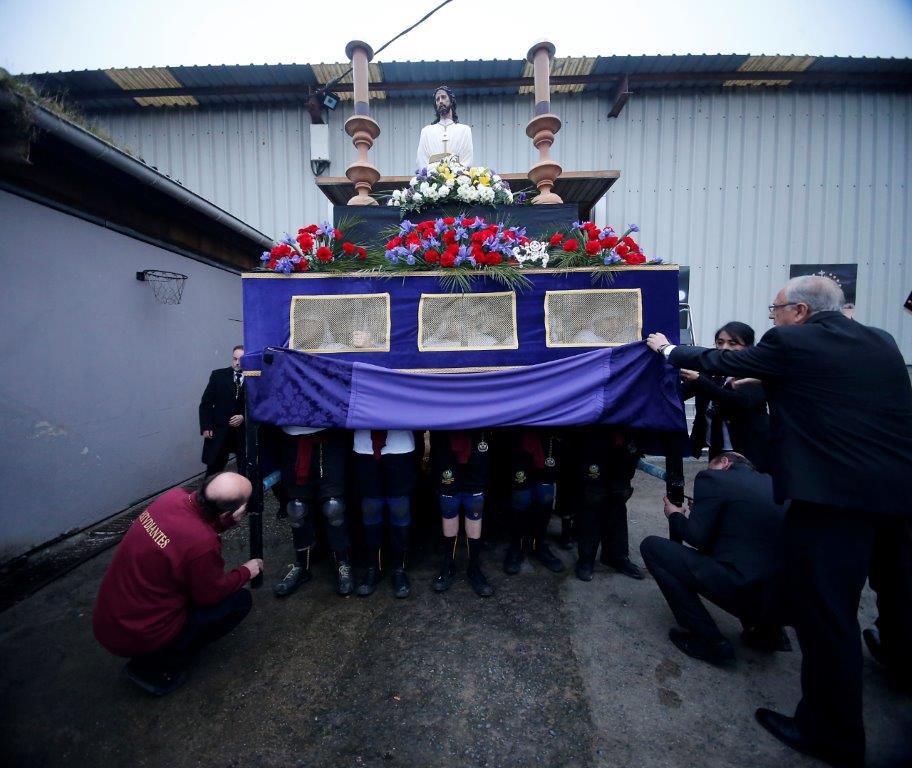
left=443, top=216, right=456, bottom=225
left=601, top=235, right=619, bottom=250
left=623, top=235, right=638, bottom=248
left=303, top=224, right=319, bottom=234
left=333, top=228, right=343, bottom=240
left=315, top=246, right=333, bottom=262
left=615, top=244, right=630, bottom=257
left=585, top=240, right=601, bottom=256
left=471, top=231, right=486, bottom=244
left=386, top=237, right=402, bottom=250
left=357, top=247, right=367, bottom=260
left=342, top=242, right=356, bottom=255
left=563, top=239, right=579, bottom=252
left=406, top=233, right=420, bottom=246
left=440, top=251, right=456, bottom=268
left=519, top=236, right=530, bottom=246
left=549, top=232, right=564, bottom=247
left=271, top=243, right=293, bottom=257
left=623, top=251, right=646, bottom=265
left=487, top=252, right=502, bottom=265
left=294, top=258, right=310, bottom=272
left=296, top=233, right=314, bottom=251
left=425, top=249, right=440, bottom=263
left=442, top=231, right=457, bottom=245
left=582, top=221, right=599, bottom=233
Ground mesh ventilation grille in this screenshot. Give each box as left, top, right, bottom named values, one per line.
left=545, top=289, right=642, bottom=347
left=290, top=293, right=390, bottom=353
left=419, top=292, right=518, bottom=351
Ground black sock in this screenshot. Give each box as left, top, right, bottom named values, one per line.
left=442, top=535, right=457, bottom=564
left=295, top=548, right=311, bottom=570
left=467, top=536, right=482, bottom=564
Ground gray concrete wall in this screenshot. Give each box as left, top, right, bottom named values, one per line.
left=0, top=189, right=243, bottom=561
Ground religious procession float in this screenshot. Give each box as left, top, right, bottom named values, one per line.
left=240, top=41, right=686, bottom=558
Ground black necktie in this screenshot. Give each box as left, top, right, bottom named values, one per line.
left=235, top=371, right=242, bottom=386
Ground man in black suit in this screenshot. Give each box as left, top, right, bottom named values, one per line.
left=640, top=451, right=786, bottom=664
left=646, top=276, right=912, bottom=768
left=199, top=345, right=247, bottom=477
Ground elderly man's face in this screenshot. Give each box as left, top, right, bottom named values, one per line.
left=435, top=90, right=452, bottom=116
left=231, top=348, right=244, bottom=371
left=768, top=288, right=807, bottom=326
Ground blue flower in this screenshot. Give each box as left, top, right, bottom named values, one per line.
left=454, top=226, right=468, bottom=241
left=280, top=234, right=296, bottom=246
left=571, top=220, right=586, bottom=230
left=628, top=224, right=640, bottom=233
left=406, top=255, right=416, bottom=265
left=260, top=251, right=270, bottom=262
left=434, top=218, right=447, bottom=234
left=399, top=220, right=416, bottom=236
left=457, top=245, right=471, bottom=260
left=516, top=192, right=527, bottom=204
left=275, top=257, right=294, bottom=273
left=425, top=237, right=441, bottom=250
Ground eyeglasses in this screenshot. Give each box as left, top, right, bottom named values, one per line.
left=768, top=302, right=797, bottom=313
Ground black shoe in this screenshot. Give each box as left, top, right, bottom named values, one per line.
left=357, top=565, right=381, bottom=597
left=123, top=661, right=190, bottom=697
left=503, top=544, right=524, bottom=575
left=392, top=567, right=411, bottom=598
left=575, top=560, right=594, bottom=582
left=754, top=708, right=862, bottom=768
left=533, top=542, right=566, bottom=573
left=433, top=560, right=456, bottom=593
left=606, top=557, right=645, bottom=580
left=558, top=518, right=575, bottom=550
left=466, top=563, right=494, bottom=597
left=741, top=625, right=792, bottom=653
left=669, top=628, right=735, bottom=664
left=273, top=564, right=311, bottom=597
left=336, top=561, right=354, bottom=596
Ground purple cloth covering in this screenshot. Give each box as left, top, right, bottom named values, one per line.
left=248, top=343, right=685, bottom=432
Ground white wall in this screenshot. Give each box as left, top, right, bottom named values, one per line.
left=0, top=190, right=243, bottom=560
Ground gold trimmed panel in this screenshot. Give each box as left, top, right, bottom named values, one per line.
left=242, top=370, right=262, bottom=377
left=289, top=292, right=391, bottom=353
left=544, top=288, right=643, bottom=348
left=418, top=291, right=518, bottom=352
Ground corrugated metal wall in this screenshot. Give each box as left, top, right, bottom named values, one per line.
left=94, top=88, right=911, bottom=359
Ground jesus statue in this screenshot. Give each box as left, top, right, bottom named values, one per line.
left=415, top=85, right=474, bottom=170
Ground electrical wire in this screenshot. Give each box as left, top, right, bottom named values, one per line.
left=321, top=0, right=455, bottom=93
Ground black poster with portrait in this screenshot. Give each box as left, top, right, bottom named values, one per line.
left=788, top=263, right=857, bottom=305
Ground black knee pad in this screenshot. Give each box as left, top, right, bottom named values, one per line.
left=286, top=499, right=309, bottom=528
left=321, top=497, right=346, bottom=527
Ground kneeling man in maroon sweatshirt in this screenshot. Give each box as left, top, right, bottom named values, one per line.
left=93, top=472, right=263, bottom=695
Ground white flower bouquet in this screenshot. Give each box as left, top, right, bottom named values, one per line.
left=387, top=156, right=516, bottom=214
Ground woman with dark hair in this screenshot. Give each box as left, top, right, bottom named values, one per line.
left=681, top=321, right=771, bottom=472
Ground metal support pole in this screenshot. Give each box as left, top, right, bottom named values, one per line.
left=245, top=413, right=264, bottom=588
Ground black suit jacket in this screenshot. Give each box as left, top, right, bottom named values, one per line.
left=199, top=367, right=245, bottom=465
left=669, top=312, right=912, bottom=514
left=683, top=376, right=770, bottom=472
left=669, top=465, right=785, bottom=586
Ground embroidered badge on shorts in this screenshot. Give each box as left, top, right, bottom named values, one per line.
left=441, top=469, right=455, bottom=485
left=588, top=464, right=601, bottom=479
left=514, top=470, right=527, bottom=484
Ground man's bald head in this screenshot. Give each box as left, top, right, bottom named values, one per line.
left=199, top=472, right=252, bottom=517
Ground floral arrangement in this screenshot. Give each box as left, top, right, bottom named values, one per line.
left=260, top=222, right=367, bottom=273
left=546, top=221, right=662, bottom=268
left=381, top=215, right=531, bottom=290
left=387, top=157, right=520, bottom=214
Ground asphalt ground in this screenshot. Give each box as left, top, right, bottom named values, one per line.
left=1, top=464, right=910, bottom=768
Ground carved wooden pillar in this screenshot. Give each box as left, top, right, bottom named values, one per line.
left=344, top=40, right=380, bottom=205
left=525, top=41, right=562, bottom=204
